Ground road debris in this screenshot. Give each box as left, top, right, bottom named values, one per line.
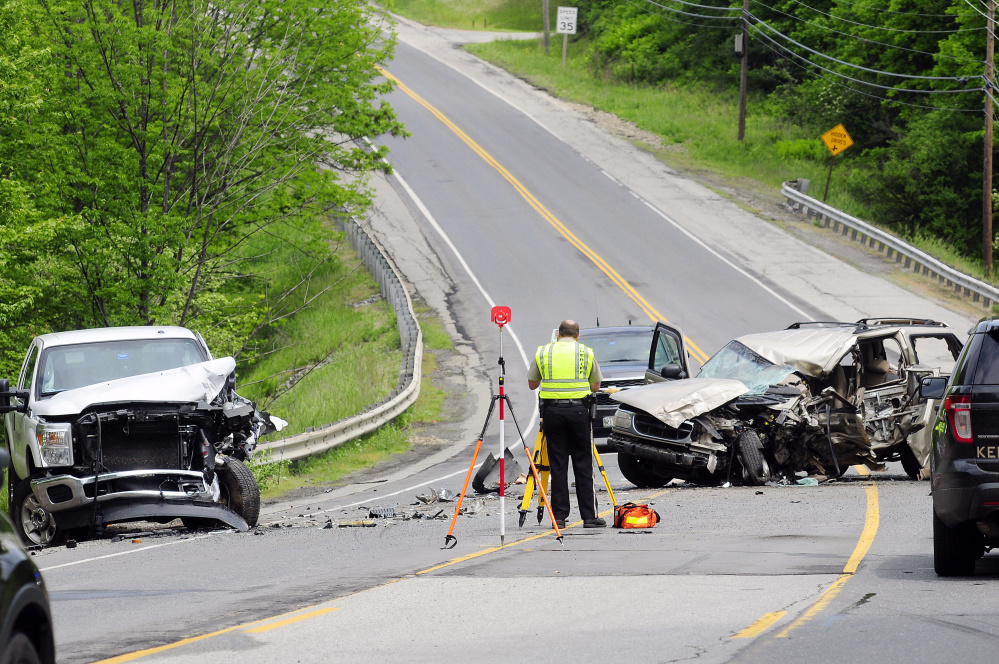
left=415, top=488, right=455, bottom=504
left=339, top=520, right=377, bottom=528
left=460, top=499, right=485, bottom=515
left=369, top=506, right=398, bottom=518
left=472, top=448, right=524, bottom=493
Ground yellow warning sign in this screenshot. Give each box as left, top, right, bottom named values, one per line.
left=821, top=124, right=854, bottom=156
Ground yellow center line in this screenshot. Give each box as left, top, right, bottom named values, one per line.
left=773, top=466, right=880, bottom=638
left=378, top=66, right=709, bottom=365
left=91, top=487, right=673, bottom=663
left=244, top=608, right=339, bottom=633
left=732, top=611, right=787, bottom=639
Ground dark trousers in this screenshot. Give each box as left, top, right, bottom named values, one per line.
left=543, top=402, right=596, bottom=522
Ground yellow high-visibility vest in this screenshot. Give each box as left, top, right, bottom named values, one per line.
left=536, top=339, right=594, bottom=399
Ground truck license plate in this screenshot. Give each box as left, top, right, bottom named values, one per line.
left=603, top=416, right=615, bottom=429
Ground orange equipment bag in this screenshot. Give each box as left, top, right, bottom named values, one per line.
left=613, top=502, right=660, bottom=529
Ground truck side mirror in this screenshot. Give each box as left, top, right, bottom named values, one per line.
left=660, top=364, right=686, bottom=380
left=920, top=376, right=947, bottom=400
left=0, top=379, right=27, bottom=414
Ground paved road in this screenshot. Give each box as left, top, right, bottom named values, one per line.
left=38, top=19, right=994, bottom=664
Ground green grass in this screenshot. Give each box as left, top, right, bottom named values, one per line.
left=381, top=0, right=553, bottom=31
left=250, top=310, right=456, bottom=498
left=467, top=37, right=999, bottom=285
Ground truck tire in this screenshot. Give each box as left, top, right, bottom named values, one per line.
left=1, top=632, right=42, bottom=664
left=217, top=458, right=260, bottom=527
left=617, top=452, right=670, bottom=488
left=933, top=511, right=982, bottom=576
left=12, top=476, right=60, bottom=547
left=737, top=430, right=768, bottom=486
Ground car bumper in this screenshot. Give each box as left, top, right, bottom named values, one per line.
left=31, top=470, right=217, bottom=513
left=933, top=459, right=999, bottom=528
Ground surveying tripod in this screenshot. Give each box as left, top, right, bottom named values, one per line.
left=518, top=397, right=618, bottom=527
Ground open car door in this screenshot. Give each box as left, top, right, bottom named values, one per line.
left=645, top=322, right=689, bottom=384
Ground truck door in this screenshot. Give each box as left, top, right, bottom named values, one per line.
left=645, top=322, right=689, bottom=384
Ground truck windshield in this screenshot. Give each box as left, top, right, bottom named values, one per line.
left=37, top=339, right=208, bottom=397
left=697, top=341, right=797, bottom=395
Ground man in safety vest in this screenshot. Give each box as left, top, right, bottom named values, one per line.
left=528, top=320, right=607, bottom=529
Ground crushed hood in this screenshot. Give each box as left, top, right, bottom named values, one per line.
left=34, top=358, right=237, bottom=417
left=736, top=328, right=857, bottom=379
left=611, top=378, right=749, bottom=428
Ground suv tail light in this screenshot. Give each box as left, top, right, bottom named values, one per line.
left=944, top=395, right=973, bottom=443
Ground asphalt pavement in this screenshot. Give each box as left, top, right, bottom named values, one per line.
left=37, top=17, right=996, bottom=664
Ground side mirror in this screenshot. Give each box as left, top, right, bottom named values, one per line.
left=660, top=364, right=686, bottom=380
left=920, top=376, right=947, bottom=400
left=0, top=447, right=9, bottom=491
left=0, top=379, right=27, bottom=414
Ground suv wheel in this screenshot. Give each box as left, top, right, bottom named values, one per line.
left=617, top=452, right=670, bottom=488
left=12, top=476, right=59, bottom=547
left=1, top=632, right=42, bottom=664
left=933, top=511, right=983, bottom=576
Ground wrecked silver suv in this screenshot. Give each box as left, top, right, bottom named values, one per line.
left=609, top=319, right=963, bottom=487
left=1, top=327, right=282, bottom=546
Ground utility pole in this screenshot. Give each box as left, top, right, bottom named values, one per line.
left=543, top=0, right=551, bottom=56
left=737, top=0, right=749, bottom=141
left=986, top=0, right=995, bottom=277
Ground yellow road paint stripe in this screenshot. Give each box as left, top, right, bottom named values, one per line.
left=732, top=611, right=787, bottom=639
left=774, top=466, right=879, bottom=638
left=378, top=66, right=709, bottom=365
left=92, top=606, right=320, bottom=663
left=416, top=487, right=674, bottom=576
left=244, top=608, right=339, bottom=633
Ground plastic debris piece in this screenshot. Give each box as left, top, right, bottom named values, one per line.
left=415, top=488, right=439, bottom=504
left=514, top=473, right=527, bottom=485
left=431, top=510, right=445, bottom=520
left=253, top=529, right=265, bottom=536
left=437, top=489, right=456, bottom=502
left=66, top=539, right=77, bottom=549
left=110, top=536, right=122, bottom=543
left=755, top=491, right=764, bottom=495
left=460, top=498, right=485, bottom=515
left=322, top=518, right=334, bottom=529
left=796, top=477, right=819, bottom=486
left=472, top=449, right=523, bottom=494
left=132, top=539, right=142, bottom=544
left=369, top=506, right=397, bottom=518
left=339, top=520, right=377, bottom=528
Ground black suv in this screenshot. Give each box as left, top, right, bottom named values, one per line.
left=578, top=326, right=657, bottom=438
left=924, top=317, right=999, bottom=575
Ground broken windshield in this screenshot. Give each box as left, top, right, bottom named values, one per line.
left=697, top=341, right=797, bottom=394
left=37, top=339, right=208, bottom=397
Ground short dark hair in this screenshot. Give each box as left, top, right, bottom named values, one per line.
left=558, top=320, right=579, bottom=338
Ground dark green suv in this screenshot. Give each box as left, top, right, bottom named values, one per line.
left=924, top=317, right=999, bottom=575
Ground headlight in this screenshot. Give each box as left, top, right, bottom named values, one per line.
left=37, top=423, right=73, bottom=466
left=613, top=410, right=634, bottom=431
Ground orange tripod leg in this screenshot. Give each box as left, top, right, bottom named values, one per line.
left=443, top=436, right=483, bottom=549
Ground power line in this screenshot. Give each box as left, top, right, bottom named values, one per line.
left=751, top=14, right=981, bottom=81
left=750, top=0, right=985, bottom=64
left=631, top=0, right=742, bottom=21
left=785, top=0, right=983, bottom=34
left=625, top=0, right=742, bottom=29
left=643, top=0, right=741, bottom=13
left=749, top=21, right=985, bottom=93
left=822, top=0, right=975, bottom=19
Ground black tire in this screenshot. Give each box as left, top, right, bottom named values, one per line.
left=737, top=430, right=768, bottom=486
left=617, top=452, right=670, bottom=488
left=217, top=457, right=260, bottom=527
left=933, top=511, right=982, bottom=576
left=11, top=476, right=60, bottom=547
left=1, top=632, right=42, bottom=664
left=899, top=444, right=922, bottom=480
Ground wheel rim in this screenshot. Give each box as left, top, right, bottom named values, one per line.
left=20, top=494, right=56, bottom=546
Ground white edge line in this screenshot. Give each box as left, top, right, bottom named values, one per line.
left=639, top=199, right=815, bottom=321
left=40, top=533, right=220, bottom=572
left=389, top=168, right=539, bottom=437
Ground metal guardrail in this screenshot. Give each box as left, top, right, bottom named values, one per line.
left=255, top=216, right=423, bottom=463
left=783, top=180, right=999, bottom=309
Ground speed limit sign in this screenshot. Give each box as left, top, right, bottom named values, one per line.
left=556, top=6, right=577, bottom=34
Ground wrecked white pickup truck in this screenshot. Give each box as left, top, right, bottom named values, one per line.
left=608, top=319, right=964, bottom=487
left=0, top=327, right=283, bottom=546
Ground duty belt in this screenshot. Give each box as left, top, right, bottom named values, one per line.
left=544, top=398, right=585, bottom=405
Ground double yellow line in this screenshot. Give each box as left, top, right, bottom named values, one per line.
left=378, top=66, right=709, bottom=365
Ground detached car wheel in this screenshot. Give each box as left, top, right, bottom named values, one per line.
left=933, top=511, right=982, bottom=576
left=1, top=632, right=43, bottom=664
left=736, top=431, right=768, bottom=486
left=617, top=452, right=670, bottom=488
left=217, top=458, right=260, bottom=527
left=12, top=476, right=59, bottom=547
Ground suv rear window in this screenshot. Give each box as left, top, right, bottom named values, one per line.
left=972, top=330, right=999, bottom=385
left=37, top=339, right=208, bottom=397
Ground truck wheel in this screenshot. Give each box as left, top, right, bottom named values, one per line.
left=617, top=452, right=670, bottom=488
left=737, top=430, right=768, bottom=486
left=12, top=476, right=59, bottom=547
left=933, top=511, right=982, bottom=576
left=899, top=444, right=922, bottom=480
left=1, top=631, right=42, bottom=664
left=217, top=458, right=260, bottom=527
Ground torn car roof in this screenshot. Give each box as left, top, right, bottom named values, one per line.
left=33, top=357, right=236, bottom=417
left=735, top=328, right=858, bottom=379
